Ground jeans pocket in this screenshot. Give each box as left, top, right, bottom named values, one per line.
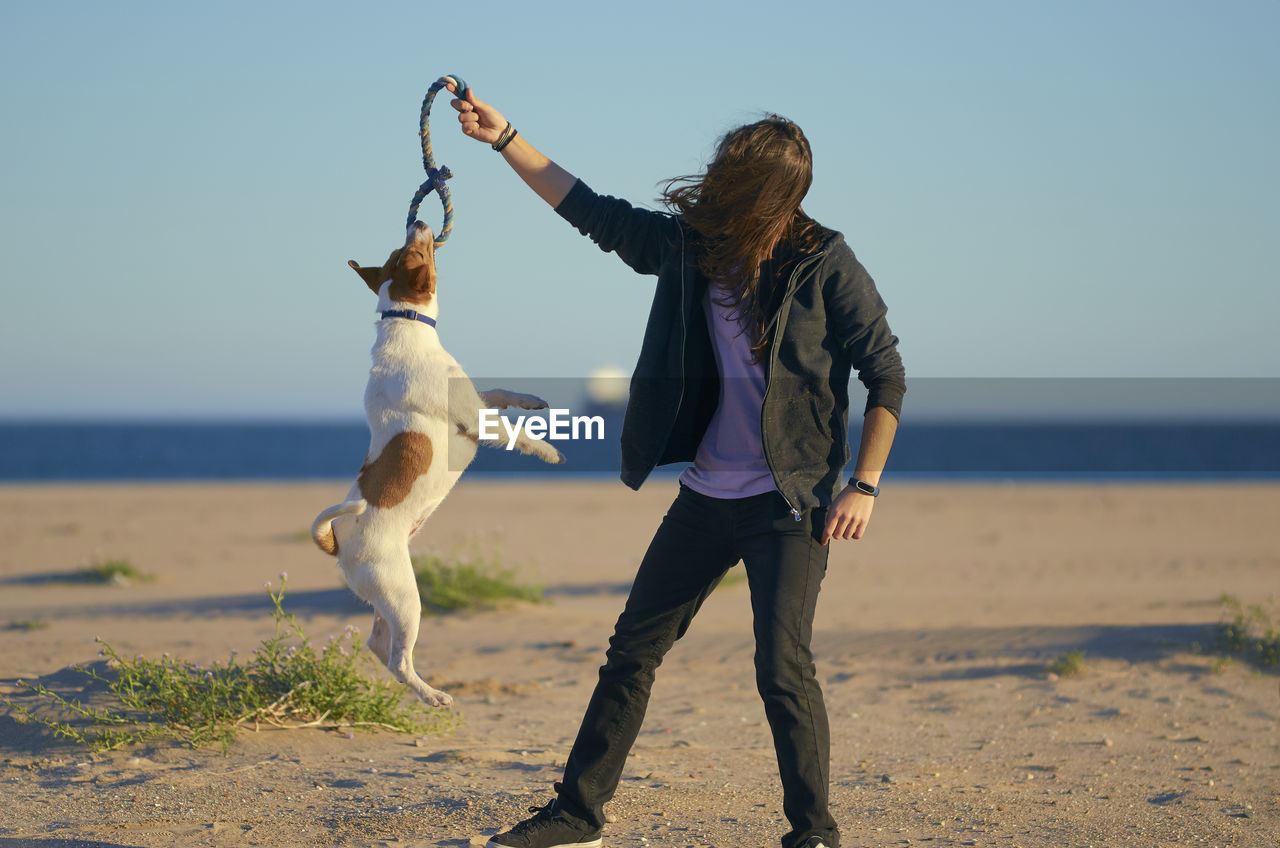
left=812, top=505, right=832, bottom=546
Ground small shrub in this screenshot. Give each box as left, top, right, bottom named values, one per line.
left=5, top=619, right=50, bottom=631
left=1215, top=594, right=1279, bottom=668
left=1, top=577, right=457, bottom=753
left=1047, top=650, right=1086, bottom=678
left=71, top=558, right=153, bottom=584
left=413, top=551, right=543, bottom=613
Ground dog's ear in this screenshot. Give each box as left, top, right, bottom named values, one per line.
left=347, top=259, right=383, bottom=293
left=348, top=250, right=401, bottom=294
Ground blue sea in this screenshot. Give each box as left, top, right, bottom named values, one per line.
left=1, top=418, right=1278, bottom=482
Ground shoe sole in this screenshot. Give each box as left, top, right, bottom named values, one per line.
left=484, top=839, right=602, bottom=848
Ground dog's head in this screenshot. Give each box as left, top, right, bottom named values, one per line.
left=347, top=221, right=437, bottom=306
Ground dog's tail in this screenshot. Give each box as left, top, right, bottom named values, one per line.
left=310, top=499, right=367, bottom=556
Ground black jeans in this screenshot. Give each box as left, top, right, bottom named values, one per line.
left=556, top=484, right=839, bottom=848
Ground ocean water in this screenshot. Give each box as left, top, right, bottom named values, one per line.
left=1, top=419, right=1278, bottom=482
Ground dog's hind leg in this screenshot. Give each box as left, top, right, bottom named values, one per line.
left=369, top=561, right=453, bottom=708
left=382, top=599, right=454, bottom=707
left=367, top=612, right=392, bottom=666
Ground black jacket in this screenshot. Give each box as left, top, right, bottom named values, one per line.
left=556, top=178, right=906, bottom=514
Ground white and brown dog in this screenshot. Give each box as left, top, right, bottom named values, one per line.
left=311, top=221, right=563, bottom=707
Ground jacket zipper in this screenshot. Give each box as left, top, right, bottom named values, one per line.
left=670, top=225, right=688, bottom=439
left=760, top=251, right=827, bottom=521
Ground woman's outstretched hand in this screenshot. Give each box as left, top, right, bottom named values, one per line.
left=448, top=83, right=507, bottom=146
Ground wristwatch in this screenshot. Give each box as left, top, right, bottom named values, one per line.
left=849, top=477, right=880, bottom=497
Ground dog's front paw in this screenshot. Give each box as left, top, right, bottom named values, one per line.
left=509, top=392, right=549, bottom=410
left=538, top=444, right=566, bottom=465
left=480, top=389, right=549, bottom=411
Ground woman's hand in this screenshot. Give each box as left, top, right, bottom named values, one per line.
left=446, top=82, right=577, bottom=207
left=448, top=83, right=507, bottom=146
left=820, top=485, right=875, bottom=545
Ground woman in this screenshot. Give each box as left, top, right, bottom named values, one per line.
left=449, top=84, right=905, bottom=848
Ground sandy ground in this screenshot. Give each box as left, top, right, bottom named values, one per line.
left=0, top=478, right=1277, bottom=847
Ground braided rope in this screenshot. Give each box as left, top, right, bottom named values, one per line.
left=407, top=74, right=469, bottom=247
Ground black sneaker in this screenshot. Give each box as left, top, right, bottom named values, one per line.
left=800, top=839, right=831, bottom=848
left=485, top=799, right=603, bottom=848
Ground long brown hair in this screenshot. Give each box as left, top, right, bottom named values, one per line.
left=661, top=115, right=824, bottom=361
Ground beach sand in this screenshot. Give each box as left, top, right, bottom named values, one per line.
left=1, top=478, right=1277, bottom=846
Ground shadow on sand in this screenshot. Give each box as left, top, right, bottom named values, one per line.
left=812, top=622, right=1216, bottom=680
left=2, top=571, right=128, bottom=586
left=690, top=622, right=1221, bottom=681
left=1, top=662, right=122, bottom=758
left=25, top=588, right=370, bottom=620
left=24, top=582, right=636, bottom=620
left=543, top=580, right=633, bottom=598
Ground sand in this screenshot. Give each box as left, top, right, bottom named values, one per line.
left=0, top=478, right=1277, bottom=847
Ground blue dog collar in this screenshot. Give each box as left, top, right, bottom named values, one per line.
left=381, top=309, right=436, bottom=328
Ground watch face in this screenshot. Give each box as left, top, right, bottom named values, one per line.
left=855, top=480, right=876, bottom=495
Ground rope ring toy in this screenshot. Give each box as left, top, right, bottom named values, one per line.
left=407, top=74, right=469, bottom=247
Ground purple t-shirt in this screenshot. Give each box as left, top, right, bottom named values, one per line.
left=678, top=286, right=779, bottom=499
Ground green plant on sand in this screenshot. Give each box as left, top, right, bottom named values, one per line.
left=413, top=549, right=543, bottom=613
left=1047, top=650, right=1086, bottom=678
left=70, top=558, right=153, bottom=584
left=5, top=619, right=50, bottom=631
left=1, top=577, right=457, bottom=753
left=1215, top=594, right=1279, bottom=668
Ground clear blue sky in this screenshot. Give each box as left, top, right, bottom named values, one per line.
left=1, top=1, right=1276, bottom=419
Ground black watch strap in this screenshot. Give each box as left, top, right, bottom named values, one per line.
left=849, top=477, right=880, bottom=497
